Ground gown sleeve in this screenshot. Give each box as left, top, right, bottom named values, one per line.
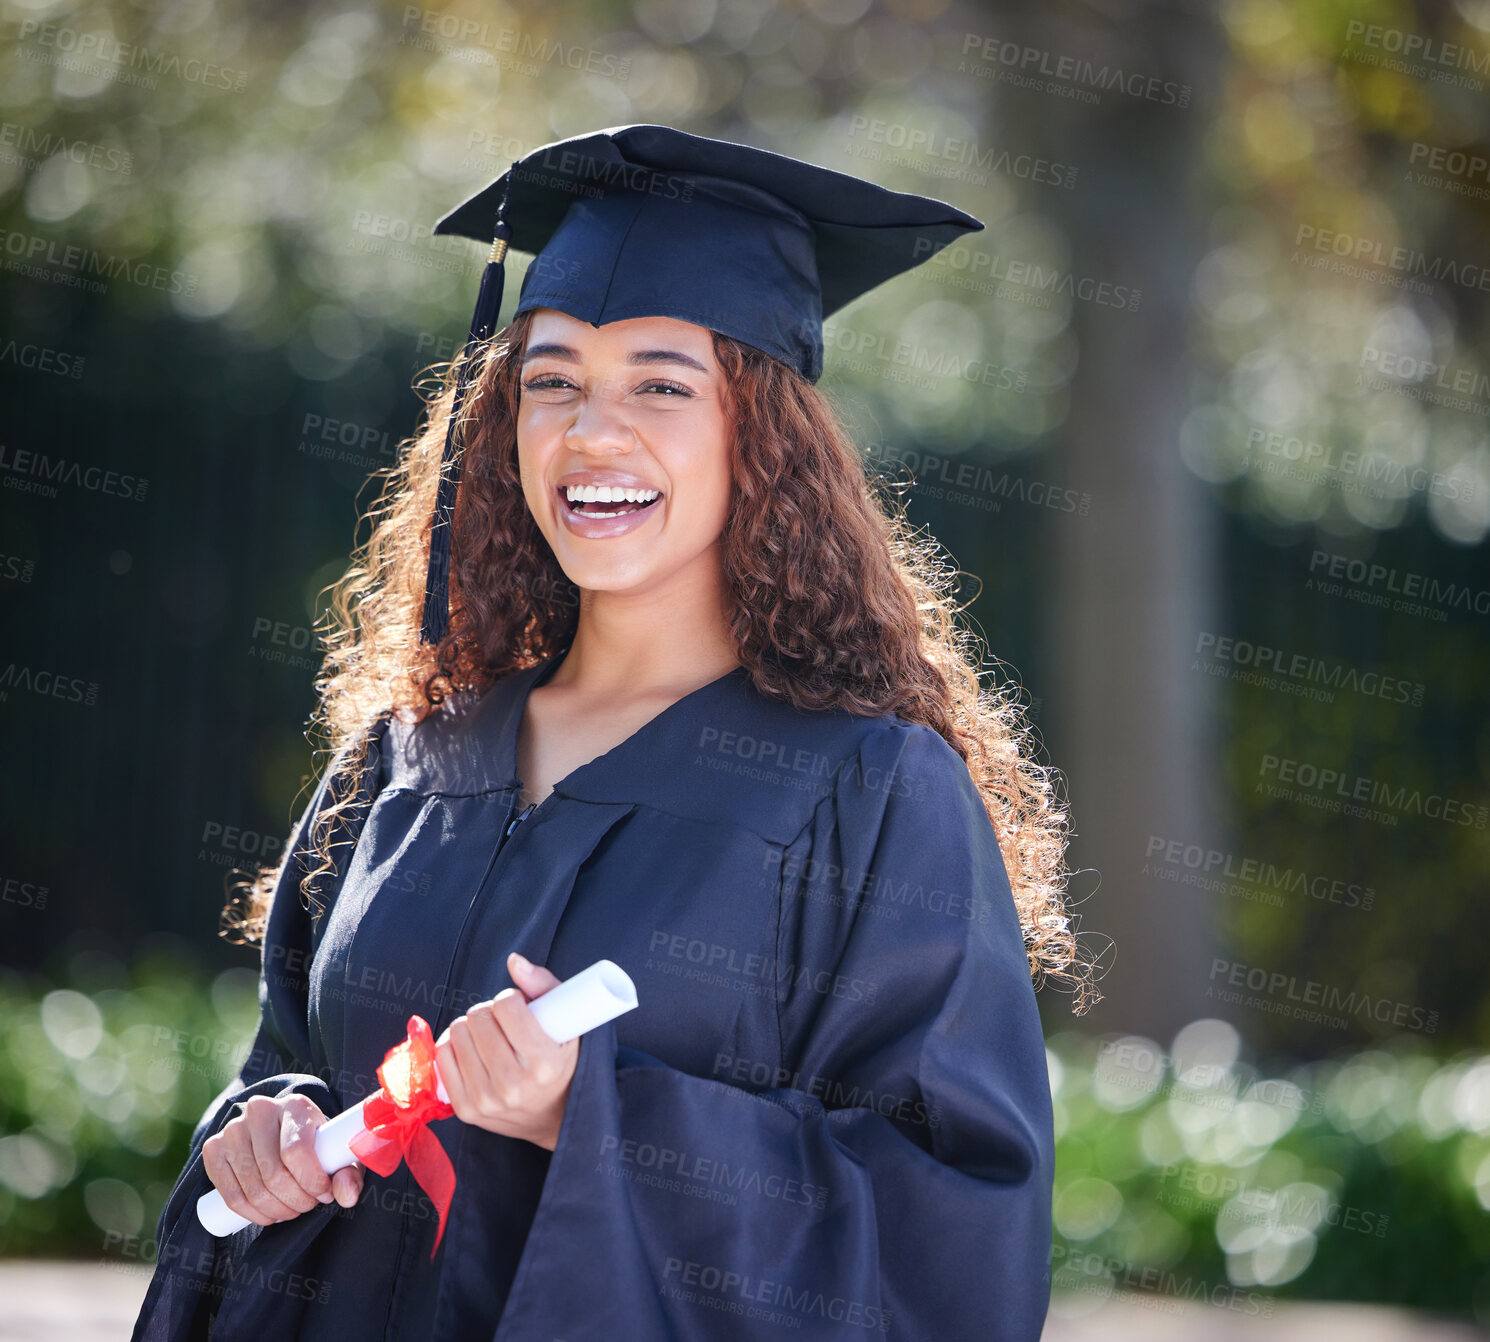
left=131, top=717, right=391, bottom=1342
left=497, top=720, right=1056, bottom=1342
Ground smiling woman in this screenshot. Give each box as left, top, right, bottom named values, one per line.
left=132, top=124, right=1096, bottom=1342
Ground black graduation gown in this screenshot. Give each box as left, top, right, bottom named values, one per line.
left=132, top=654, right=1055, bottom=1341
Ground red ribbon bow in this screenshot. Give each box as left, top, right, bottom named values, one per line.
left=347, top=1014, right=457, bottom=1259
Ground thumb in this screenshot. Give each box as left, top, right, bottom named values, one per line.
left=331, top=1164, right=362, bottom=1208
left=508, top=950, right=560, bottom=995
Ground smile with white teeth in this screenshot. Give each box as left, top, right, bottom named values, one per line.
left=563, top=484, right=663, bottom=519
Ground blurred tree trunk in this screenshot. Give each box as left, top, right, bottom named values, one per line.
left=1039, top=6, right=1226, bottom=1042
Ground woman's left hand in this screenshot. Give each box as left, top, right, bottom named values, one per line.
left=435, top=952, right=579, bottom=1151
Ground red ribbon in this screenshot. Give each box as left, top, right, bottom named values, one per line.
left=347, top=1014, right=457, bottom=1259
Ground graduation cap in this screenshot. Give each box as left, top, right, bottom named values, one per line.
left=418, top=122, right=984, bottom=647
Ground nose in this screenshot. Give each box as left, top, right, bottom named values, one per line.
left=563, top=381, right=635, bottom=454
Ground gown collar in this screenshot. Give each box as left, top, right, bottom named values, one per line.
left=385, top=653, right=891, bottom=845
left=387, top=654, right=749, bottom=801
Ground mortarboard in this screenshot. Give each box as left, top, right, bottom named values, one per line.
left=417, top=123, right=983, bottom=648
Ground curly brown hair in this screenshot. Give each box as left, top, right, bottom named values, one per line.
left=222, top=307, right=1100, bottom=1013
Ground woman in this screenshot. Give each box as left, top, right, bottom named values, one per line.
left=133, top=125, right=1095, bottom=1342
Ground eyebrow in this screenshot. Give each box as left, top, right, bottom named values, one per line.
left=521, top=342, right=710, bottom=373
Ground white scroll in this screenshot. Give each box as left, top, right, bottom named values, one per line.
left=196, top=959, right=638, bottom=1236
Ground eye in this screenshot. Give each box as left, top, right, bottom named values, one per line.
left=521, top=374, right=574, bottom=393
left=641, top=380, right=693, bottom=398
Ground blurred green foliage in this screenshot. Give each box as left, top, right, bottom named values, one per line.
left=0, top=950, right=258, bottom=1259
left=1047, top=1020, right=1490, bottom=1322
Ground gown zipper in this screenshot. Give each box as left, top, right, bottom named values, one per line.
left=450, top=792, right=549, bottom=990
left=386, top=784, right=556, bottom=1337
left=505, top=800, right=537, bottom=836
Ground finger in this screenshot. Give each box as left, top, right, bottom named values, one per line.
left=470, top=1000, right=530, bottom=1102
left=490, top=989, right=557, bottom=1072
left=243, top=1098, right=317, bottom=1216
left=223, top=1136, right=302, bottom=1222
left=446, top=1013, right=498, bottom=1100
left=507, top=951, right=561, bottom=997
left=476, top=994, right=530, bottom=1066
left=435, top=1035, right=471, bottom=1117
left=279, top=1100, right=333, bottom=1203
left=203, top=1136, right=273, bottom=1228
left=331, top=1164, right=363, bottom=1209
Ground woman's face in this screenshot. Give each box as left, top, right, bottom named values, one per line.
left=516, top=307, right=733, bottom=598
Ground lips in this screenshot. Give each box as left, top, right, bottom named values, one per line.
left=554, top=484, right=664, bottom=539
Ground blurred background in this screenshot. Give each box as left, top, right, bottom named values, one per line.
left=1, top=0, right=1488, bottom=1336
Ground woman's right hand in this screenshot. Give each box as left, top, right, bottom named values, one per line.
left=201, top=1093, right=364, bottom=1225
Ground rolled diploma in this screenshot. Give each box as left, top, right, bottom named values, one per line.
left=196, top=958, right=637, bottom=1237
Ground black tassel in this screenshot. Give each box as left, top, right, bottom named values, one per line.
left=420, top=219, right=512, bottom=648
